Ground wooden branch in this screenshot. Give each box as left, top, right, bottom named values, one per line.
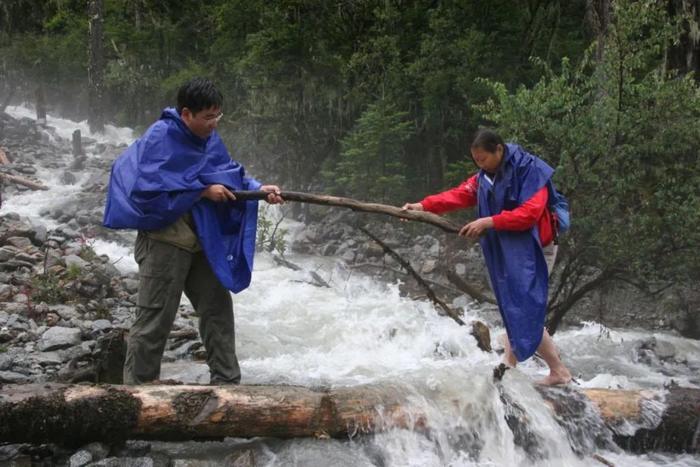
left=233, top=191, right=463, bottom=234
left=359, top=226, right=465, bottom=326
left=358, top=227, right=492, bottom=352
left=0, top=172, right=49, bottom=190
left=446, top=269, right=497, bottom=305
left=1, top=383, right=698, bottom=454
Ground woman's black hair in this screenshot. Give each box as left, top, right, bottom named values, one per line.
left=471, top=128, right=505, bottom=153
left=176, top=78, right=224, bottom=115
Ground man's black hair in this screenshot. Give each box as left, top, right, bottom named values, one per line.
left=471, top=128, right=505, bottom=153
left=176, top=78, right=223, bottom=115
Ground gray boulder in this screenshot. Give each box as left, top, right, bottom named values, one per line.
left=38, top=326, right=82, bottom=351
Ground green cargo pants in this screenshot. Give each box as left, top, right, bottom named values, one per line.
left=123, top=232, right=241, bottom=385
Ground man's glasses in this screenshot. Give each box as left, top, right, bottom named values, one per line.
left=204, top=112, right=224, bottom=123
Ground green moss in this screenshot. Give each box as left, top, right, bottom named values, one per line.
left=30, top=274, right=69, bottom=305
left=0, top=386, right=141, bottom=447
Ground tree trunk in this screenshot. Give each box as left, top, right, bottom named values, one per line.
left=88, top=0, right=105, bottom=133
left=35, top=85, right=46, bottom=126
left=0, top=383, right=698, bottom=453
left=586, top=0, right=611, bottom=63
left=72, top=129, right=83, bottom=157
left=666, top=0, right=700, bottom=77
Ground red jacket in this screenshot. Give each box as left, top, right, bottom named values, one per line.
left=420, top=174, right=554, bottom=246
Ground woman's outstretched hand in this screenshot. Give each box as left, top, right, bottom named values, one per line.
left=459, top=217, right=494, bottom=238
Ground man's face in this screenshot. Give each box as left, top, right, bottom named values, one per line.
left=181, top=106, right=223, bottom=139
left=471, top=145, right=504, bottom=173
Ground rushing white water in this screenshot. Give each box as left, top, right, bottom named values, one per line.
left=2, top=105, right=699, bottom=467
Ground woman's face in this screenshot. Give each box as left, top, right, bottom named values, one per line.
left=471, top=145, right=504, bottom=172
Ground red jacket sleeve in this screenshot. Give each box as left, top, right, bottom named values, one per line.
left=420, top=175, right=478, bottom=214
left=491, top=187, right=548, bottom=231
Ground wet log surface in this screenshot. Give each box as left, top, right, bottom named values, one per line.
left=541, top=386, right=700, bottom=453
left=0, top=383, right=418, bottom=447
left=0, top=383, right=697, bottom=452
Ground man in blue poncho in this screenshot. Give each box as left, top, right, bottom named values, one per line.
left=403, top=129, right=572, bottom=385
left=104, top=78, right=283, bottom=385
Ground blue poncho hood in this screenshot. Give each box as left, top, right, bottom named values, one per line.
left=478, top=143, right=554, bottom=361
left=103, top=107, right=261, bottom=293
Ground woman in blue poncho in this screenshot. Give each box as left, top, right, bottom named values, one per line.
left=404, top=129, right=572, bottom=385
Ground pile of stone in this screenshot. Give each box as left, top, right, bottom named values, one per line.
left=0, top=211, right=208, bottom=385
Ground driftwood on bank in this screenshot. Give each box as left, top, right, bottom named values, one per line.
left=0, top=172, right=49, bottom=191
left=0, top=383, right=697, bottom=454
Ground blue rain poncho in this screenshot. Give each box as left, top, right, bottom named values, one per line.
left=477, top=144, right=554, bottom=361
left=103, top=107, right=261, bottom=293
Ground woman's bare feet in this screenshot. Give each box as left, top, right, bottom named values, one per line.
left=534, top=329, right=572, bottom=386
left=536, top=368, right=573, bottom=386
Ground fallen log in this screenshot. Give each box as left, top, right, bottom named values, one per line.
left=0, top=172, right=49, bottom=191
left=0, top=383, right=418, bottom=447
left=0, top=383, right=697, bottom=453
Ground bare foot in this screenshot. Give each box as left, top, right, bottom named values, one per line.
left=536, top=370, right=572, bottom=386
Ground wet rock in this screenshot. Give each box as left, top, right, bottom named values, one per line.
left=121, top=279, right=139, bottom=295
left=85, top=442, right=110, bottom=461
left=0, top=327, right=13, bottom=343
left=0, top=370, right=30, bottom=383
left=87, top=456, right=158, bottom=467
left=671, top=308, right=700, bottom=340
left=0, top=352, right=13, bottom=370
left=0, top=284, right=13, bottom=301
left=113, top=441, right=151, bottom=458
left=62, top=171, right=78, bottom=185
left=29, top=221, right=48, bottom=244
left=0, top=443, right=28, bottom=463
left=59, top=344, right=91, bottom=362
left=365, top=243, right=384, bottom=258
left=70, top=442, right=110, bottom=467
left=224, top=450, right=256, bottom=467
left=5, top=236, right=32, bottom=249
left=70, top=449, right=93, bottom=467
left=340, top=249, right=355, bottom=262
left=421, top=259, right=438, bottom=274
left=12, top=293, right=28, bottom=303
left=46, top=312, right=60, bottom=326
left=92, top=319, right=113, bottom=332
left=654, top=340, right=676, bottom=361
left=65, top=254, right=88, bottom=269
left=38, top=326, right=82, bottom=351
left=32, top=351, right=65, bottom=366
left=0, top=245, right=19, bottom=261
